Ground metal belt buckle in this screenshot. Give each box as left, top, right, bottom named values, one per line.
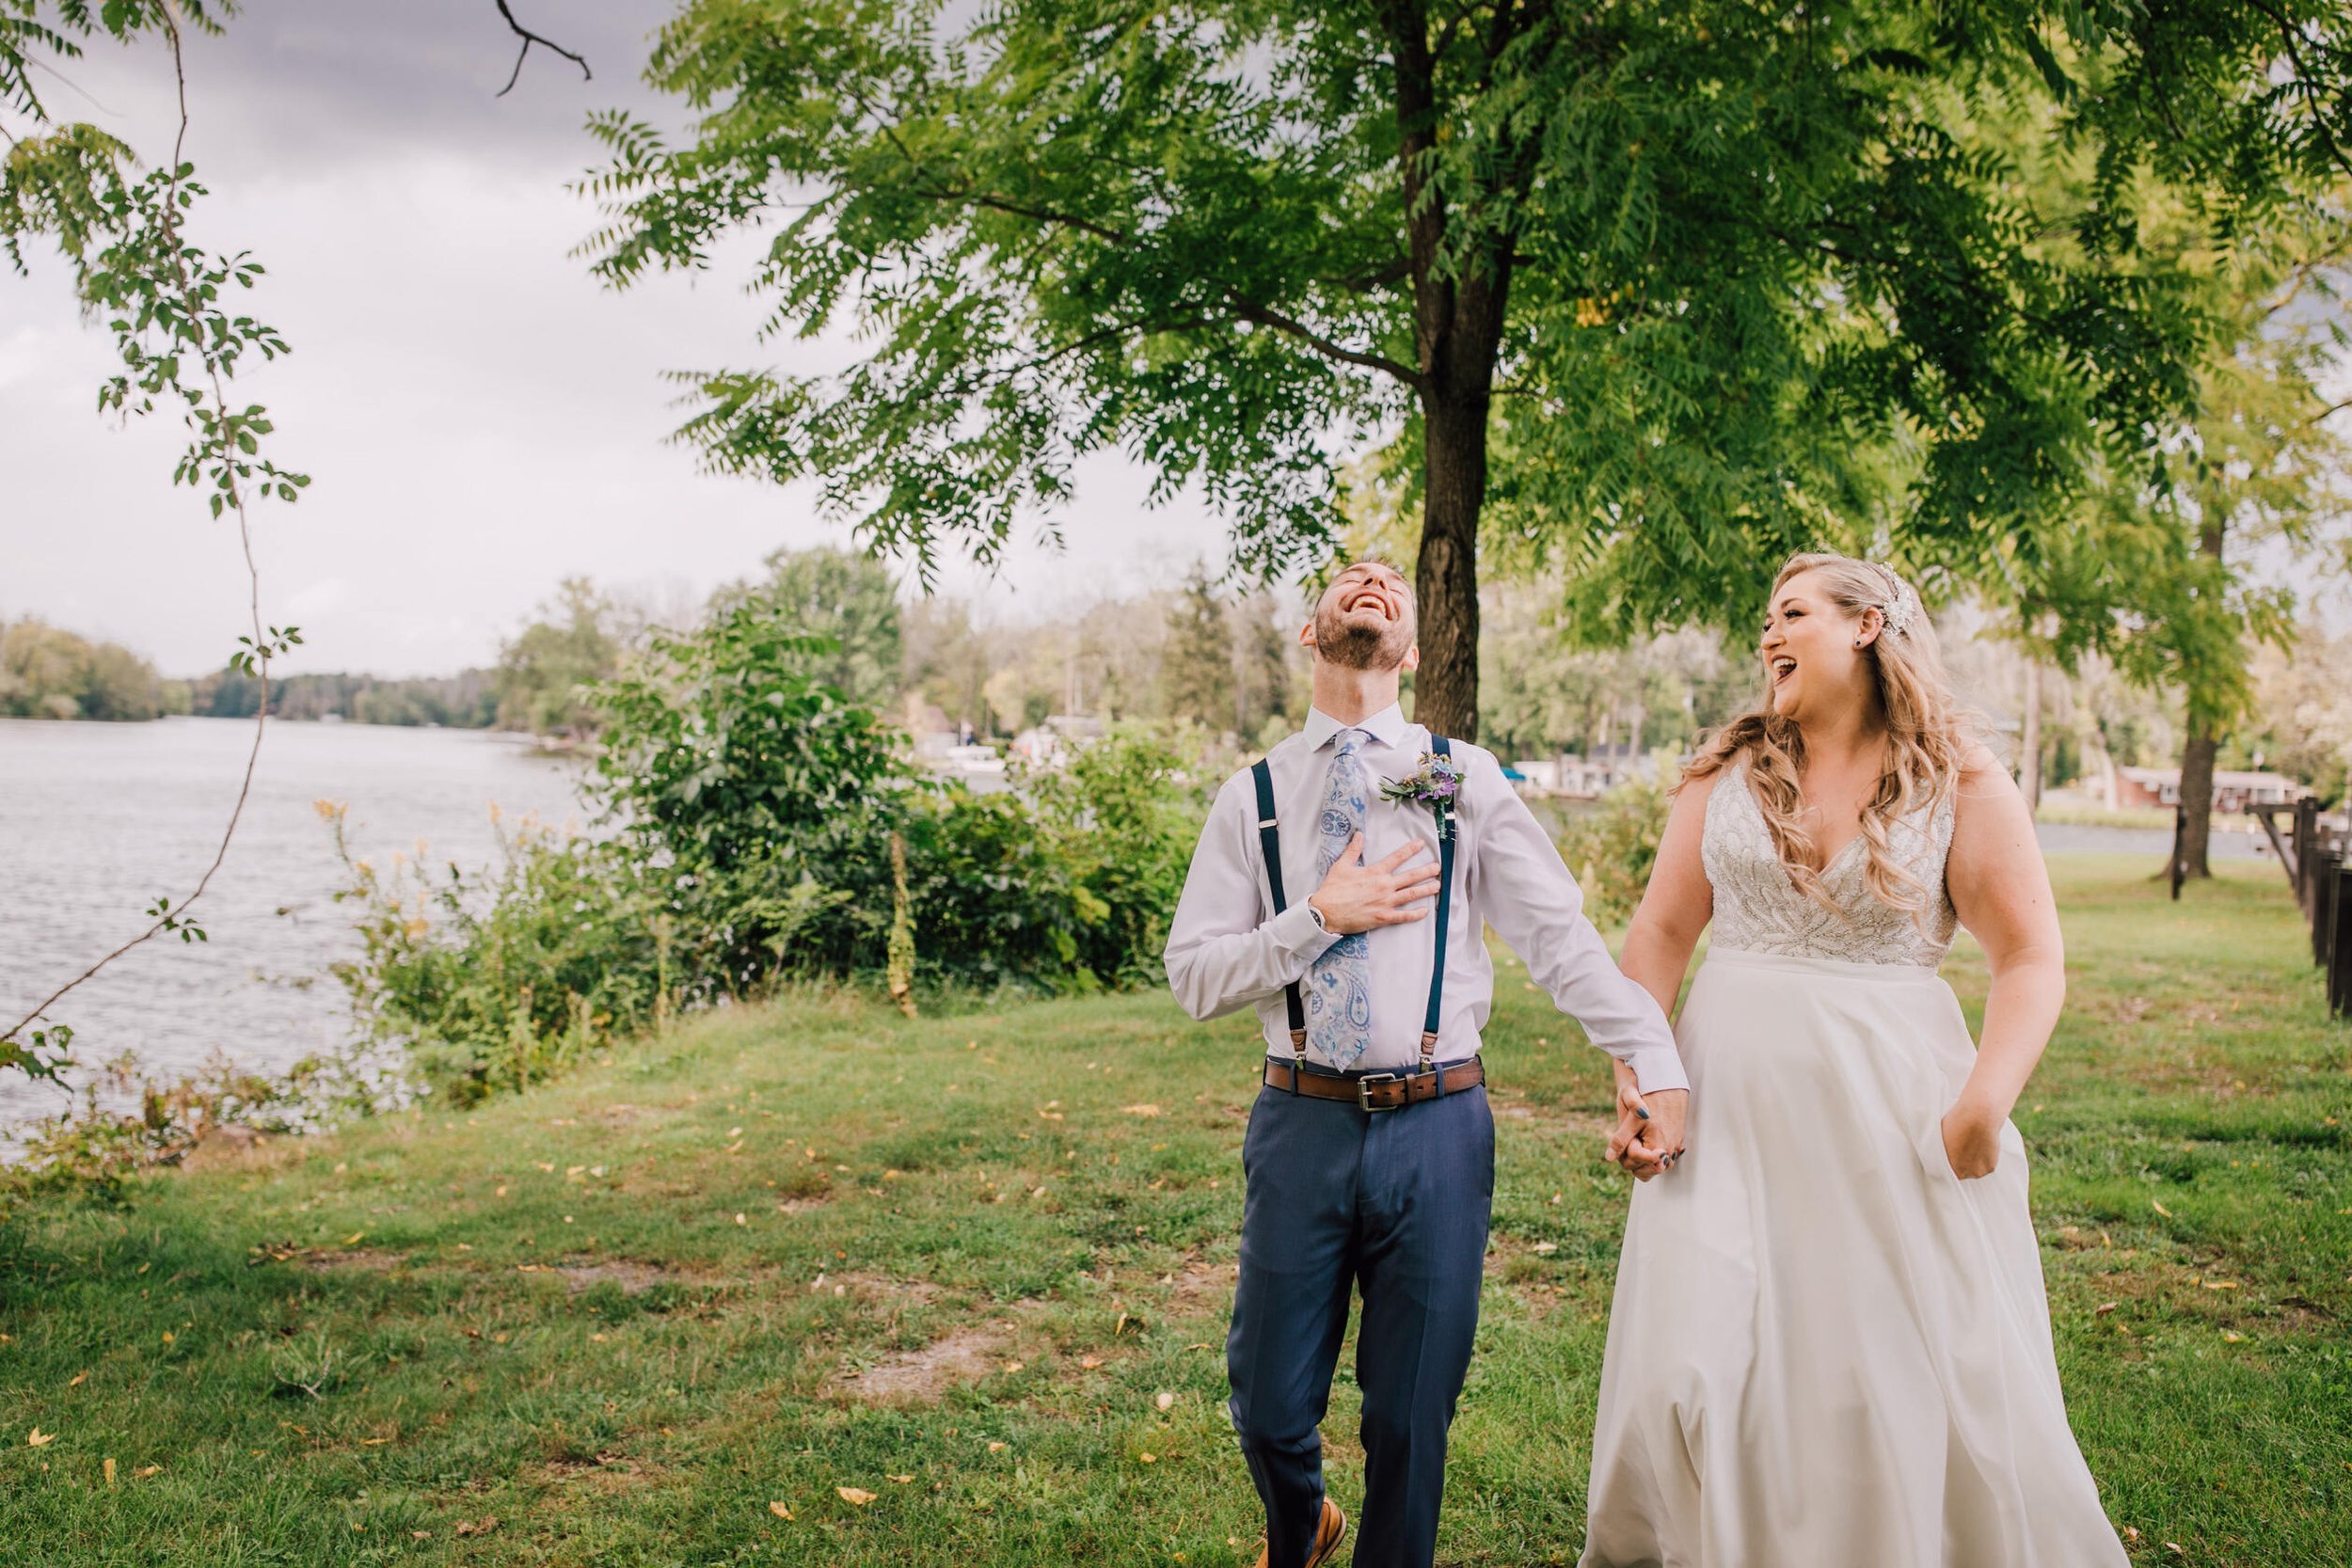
left=1357, top=1072, right=1401, bottom=1112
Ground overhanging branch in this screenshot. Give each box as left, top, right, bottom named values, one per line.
left=494, top=0, right=591, bottom=98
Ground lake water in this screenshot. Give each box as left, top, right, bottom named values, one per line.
left=0, top=717, right=583, bottom=1136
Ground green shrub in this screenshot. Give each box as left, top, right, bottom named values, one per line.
left=326, top=803, right=668, bottom=1103
left=1031, top=726, right=1206, bottom=988
left=325, top=594, right=1213, bottom=1102
left=1555, top=754, right=1679, bottom=927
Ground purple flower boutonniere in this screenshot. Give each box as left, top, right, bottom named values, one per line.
left=1378, top=752, right=1464, bottom=838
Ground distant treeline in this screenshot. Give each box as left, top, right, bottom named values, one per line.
left=193, top=665, right=497, bottom=727
left=2, top=615, right=497, bottom=728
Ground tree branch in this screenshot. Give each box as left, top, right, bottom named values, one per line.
left=494, top=0, right=591, bottom=98
left=2233, top=0, right=2352, bottom=181
left=1222, top=288, right=1422, bottom=385
left=1326, top=256, right=1413, bottom=293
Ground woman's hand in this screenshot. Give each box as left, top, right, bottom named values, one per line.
left=1604, top=1060, right=1684, bottom=1180
left=1940, top=1098, right=2003, bottom=1180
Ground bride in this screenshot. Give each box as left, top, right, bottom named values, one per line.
left=1579, top=553, right=2127, bottom=1566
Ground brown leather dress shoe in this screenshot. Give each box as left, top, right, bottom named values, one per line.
left=1251, top=1499, right=1347, bottom=1568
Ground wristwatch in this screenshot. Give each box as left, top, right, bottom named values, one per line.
left=1305, top=899, right=1329, bottom=933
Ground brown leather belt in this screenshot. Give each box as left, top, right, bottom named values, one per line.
left=1262, top=1056, right=1486, bottom=1112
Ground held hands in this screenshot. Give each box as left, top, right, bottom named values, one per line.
left=1604, top=1059, right=1689, bottom=1180
left=1307, top=833, right=1440, bottom=935
left=1940, top=1097, right=2004, bottom=1180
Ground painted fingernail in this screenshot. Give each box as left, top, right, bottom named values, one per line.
left=1634, top=1106, right=1650, bottom=1119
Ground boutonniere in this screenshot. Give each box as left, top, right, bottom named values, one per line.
left=1378, top=752, right=1464, bottom=838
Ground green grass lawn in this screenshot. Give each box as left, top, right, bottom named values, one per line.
left=2, top=856, right=2346, bottom=1566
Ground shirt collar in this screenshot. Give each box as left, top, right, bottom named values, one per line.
left=1302, top=702, right=1408, bottom=752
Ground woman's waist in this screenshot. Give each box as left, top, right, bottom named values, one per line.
left=1699, top=944, right=1947, bottom=982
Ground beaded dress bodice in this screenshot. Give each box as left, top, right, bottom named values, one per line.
left=1701, top=756, right=1960, bottom=966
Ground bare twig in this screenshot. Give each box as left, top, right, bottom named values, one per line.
left=493, top=0, right=591, bottom=98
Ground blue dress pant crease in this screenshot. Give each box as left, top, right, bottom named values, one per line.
left=1226, top=1069, right=1495, bottom=1568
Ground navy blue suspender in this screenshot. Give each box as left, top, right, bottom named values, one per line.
left=1249, top=736, right=1455, bottom=1089
left=1248, top=758, right=1310, bottom=1079
left=1421, top=736, right=1455, bottom=1078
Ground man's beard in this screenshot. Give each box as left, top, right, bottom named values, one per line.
left=1315, top=606, right=1413, bottom=671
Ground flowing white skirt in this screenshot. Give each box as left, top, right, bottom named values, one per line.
left=1580, top=949, right=2127, bottom=1568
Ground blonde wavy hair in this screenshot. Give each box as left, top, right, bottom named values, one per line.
left=1681, top=552, right=1973, bottom=920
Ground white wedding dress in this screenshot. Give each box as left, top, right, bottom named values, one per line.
left=1580, top=760, right=2127, bottom=1567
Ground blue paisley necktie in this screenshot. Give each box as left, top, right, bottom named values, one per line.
left=1308, top=728, right=1375, bottom=1069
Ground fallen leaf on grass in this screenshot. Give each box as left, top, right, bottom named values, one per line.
left=342, top=1232, right=365, bottom=1246
left=2093, top=1303, right=2118, bottom=1316
left=67, top=1371, right=87, bottom=1387
left=887, top=1474, right=914, bottom=1483
left=1121, top=1104, right=1163, bottom=1117
left=454, top=1517, right=499, bottom=1537
left=2201, top=1280, right=2238, bottom=1291
left=1079, top=1356, right=1103, bottom=1370
left=2151, top=1199, right=2172, bottom=1217
left=103, top=1458, right=115, bottom=1488
left=1138, top=1452, right=1157, bottom=1464
left=134, top=1465, right=160, bottom=1479
left=27, top=1430, right=54, bottom=1447
left=1155, top=1392, right=1176, bottom=1412
left=768, top=1502, right=793, bottom=1520
left=2222, top=1330, right=2245, bottom=1342
left=1533, top=1243, right=1559, bottom=1256
left=837, top=1486, right=877, bottom=1506
left=987, top=1442, right=1007, bottom=1453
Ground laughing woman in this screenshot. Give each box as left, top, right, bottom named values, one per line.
left=1579, top=553, right=2127, bottom=1567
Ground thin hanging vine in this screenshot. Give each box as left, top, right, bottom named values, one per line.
left=0, top=6, right=304, bottom=1082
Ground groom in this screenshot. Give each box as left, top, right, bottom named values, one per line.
left=1164, top=560, right=1689, bottom=1568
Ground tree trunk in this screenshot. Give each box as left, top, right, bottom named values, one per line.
left=2019, top=658, right=2043, bottom=814
left=1383, top=0, right=1520, bottom=742
left=1228, top=604, right=1249, bottom=740
left=2169, top=517, right=2228, bottom=879
left=2176, top=723, right=2217, bottom=879
left=1415, top=392, right=1487, bottom=738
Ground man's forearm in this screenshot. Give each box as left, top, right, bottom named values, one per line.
left=1164, top=902, right=1333, bottom=1022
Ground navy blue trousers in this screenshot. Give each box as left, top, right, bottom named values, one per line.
left=1227, top=1064, right=1495, bottom=1568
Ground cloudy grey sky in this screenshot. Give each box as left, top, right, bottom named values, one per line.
left=1, top=0, right=1229, bottom=677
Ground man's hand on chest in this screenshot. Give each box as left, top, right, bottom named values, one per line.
left=1305, top=832, right=1443, bottom=936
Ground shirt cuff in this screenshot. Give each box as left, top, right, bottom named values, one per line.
left=1625, top=1046, right=1690, bottom=1097
left=1269, top=901, right=1342, bottom=964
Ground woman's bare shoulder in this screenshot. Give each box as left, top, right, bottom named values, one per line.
left=1954, top=741, right=2015, bottom=798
